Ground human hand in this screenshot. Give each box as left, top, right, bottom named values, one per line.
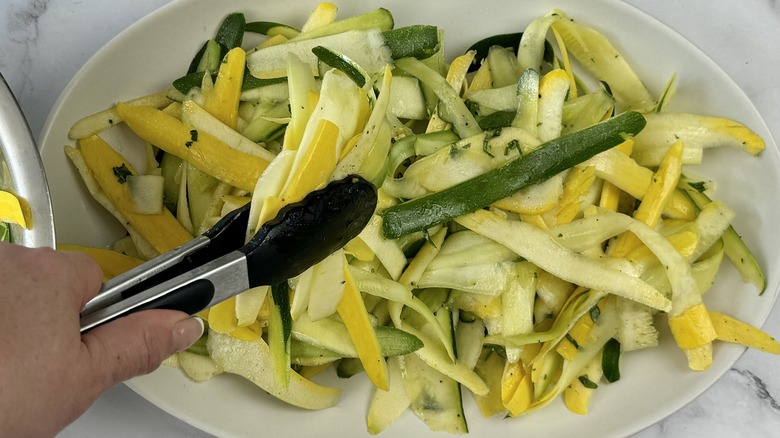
left=0, top=243, right=203, bottom=437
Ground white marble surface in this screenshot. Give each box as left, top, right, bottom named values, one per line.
left=1, top=0, right=778, bottom=437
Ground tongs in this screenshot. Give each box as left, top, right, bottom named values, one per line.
left=79, top=175, right=377, bottom=333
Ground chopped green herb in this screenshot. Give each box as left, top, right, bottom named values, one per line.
left=190, top=129, right=199, bottom=142
left=504, top=139, right=521, bottom=156
left=565, top=333, right=581, bottom=350
left=483, top=343, right=507, bottom=358
left=449, top=142, right=471, bottom=159
left=482, top=139, right=495, bottom=158
left=687, top=180, right=707, bottom=193
left=112, top=163, right=132, bottom=184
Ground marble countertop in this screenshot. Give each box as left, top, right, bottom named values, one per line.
left=1, top=0, right=778, bottom=436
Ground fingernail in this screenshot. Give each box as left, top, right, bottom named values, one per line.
left=172, top=316, right=205, bottom=352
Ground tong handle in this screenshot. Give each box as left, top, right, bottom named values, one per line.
left=80, top=236, right=210, bottom=316
left=80, top=203, right=252, bottom=317
left=80, top=251, right=250, bottom=333
left=80, top=280, right=214, bottom=333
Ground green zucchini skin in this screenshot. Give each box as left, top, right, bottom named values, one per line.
left=215, top=12, right=246, bottom=54
left=245, top=21, right=300, bottom=36
left=312, top=46, right=367, bottom=87
left=383, top=25, right=440, bottom=60
left=602, top=337, right=621, bottom=382
left=381, top=111, right=646, bottom=239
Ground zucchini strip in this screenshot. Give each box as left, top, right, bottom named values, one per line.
left=367, top=357, right=410, bottom=434
left=382, top=111, right=646, bottom=238
left=332, top=66, right=393, bottom=182
left=549, top=10, right=655, bottom=111
left=426, top=50, right=476, bottom=133
left=456, top=209, right=670, bottom=311
left=68, top=90, right=171, bottom=139
left=633, top=112, right=765, bottom=157
left=207, top=331, right=341, bottom=409
left=517, top=12, right=561, bottom=73
left=679, top=175, right=765, bottom=293
left=395, top=57, right=481, bottom=139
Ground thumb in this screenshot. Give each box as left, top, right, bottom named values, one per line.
left=81, top=310, right=204, bottom=389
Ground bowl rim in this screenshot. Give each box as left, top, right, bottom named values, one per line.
left=0, top=73, right=55, bottom=248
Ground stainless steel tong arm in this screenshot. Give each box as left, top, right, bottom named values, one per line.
left=79, top=250, right=250, bottom=333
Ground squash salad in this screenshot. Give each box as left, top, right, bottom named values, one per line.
left=62, top=3, right=777, bottom=434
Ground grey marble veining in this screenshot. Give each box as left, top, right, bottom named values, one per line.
left=0, top=0, right=778, bottom=437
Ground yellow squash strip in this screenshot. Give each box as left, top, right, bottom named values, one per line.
left=77, top=135, right=193, bottom=254
left=209, top=296, right=239, bottom=334
left=367, top=357, right=411, bottom=434
left=203, top=47, right=246, bottom=129
left=555, top=166, right=595, bottom=225
left=709, top=311, right=780, bottom=354
left=467, top=61, right=493, bottom=93
left=58, top=244, right=144, bottom=280
left=607, top=140, right=683, bottom=256
left=584, top=147, right=695, bottom=220
left=668, top=303, right=718, bottom=350
left=235, top=286, right=269, bottom=327
left=556, top=300, right=605, bottom=361
left=300, top=2, right=338, bottom=32
left=549, top=25, right=578, bottom=99
left=684, top=345, right=713, bottom=371
left=258, top=34, right=289, bottom=49
left=280, top=57, right=318, bottom=148
left=343, top=238, right=375, bottom=261
left=564, top=378, right=590, bottom=415
left=298, top=363, right=333, bottom=380
left=115, top=103, right=269, bottom=192
left=563, top=356, right=603, bottom=415
left=229, top=321, right=262, bottom=341
left=472, top=351, right=506, bottom=417
left=64, top=148, right=157, bottom=260
left=501, top=360, right=534, bottom=415
left=598, top=140, right=633, bottom=210
left=537, top=69, right=570, bottom=142
left=626, top=230, right=698, bottom=263
left=337, top=263, right=390, bottom=391
left=281, top=119, right=339, bottom=204
left=0, top=190, right=28, bottom=228
left=633, top=112, right=765, bottom=156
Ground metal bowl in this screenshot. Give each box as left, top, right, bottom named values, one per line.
left=0, top=73, right=55, bottom=248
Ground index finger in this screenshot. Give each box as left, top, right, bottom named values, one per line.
left=57, top=248, right=105, bottom=309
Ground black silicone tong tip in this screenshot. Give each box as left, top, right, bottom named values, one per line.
left=242, top=174, right=377, bottom=286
